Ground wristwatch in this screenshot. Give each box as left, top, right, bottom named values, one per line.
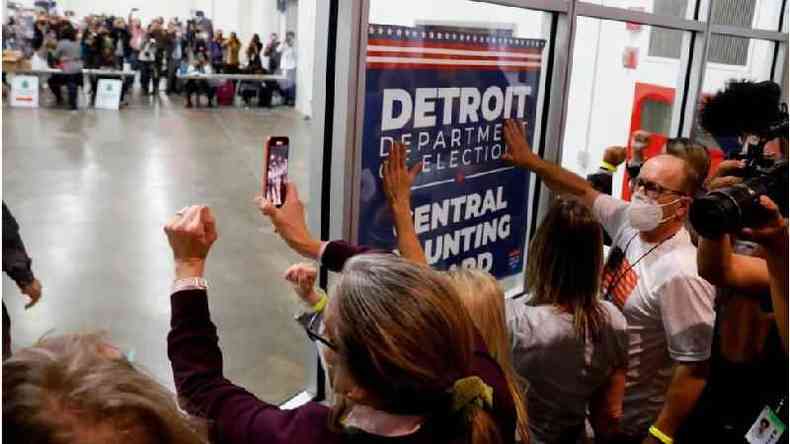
left=171, top=277, right=209, bottom=294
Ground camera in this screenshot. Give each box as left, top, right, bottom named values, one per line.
left=690, top=160, right=788, bottom=239
left=690, top=80, right=789, bottom=239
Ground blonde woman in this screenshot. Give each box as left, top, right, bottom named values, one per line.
left=449, top=269, right=531, bottom=443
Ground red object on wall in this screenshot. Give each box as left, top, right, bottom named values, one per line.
left=626, top=7, right=645, bottom=31
left=623, top=47, right=639, bottom=69
left=624, top=83, right=724, bottom=200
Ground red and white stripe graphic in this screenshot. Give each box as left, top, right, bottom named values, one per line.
left=367, top=25, right=545, bottom=71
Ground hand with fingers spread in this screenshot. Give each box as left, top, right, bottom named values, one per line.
left=284, top=262, right=321, bottom=306
left=382, top=142, right=421, bottom=212
left=740, top=195, right=788, bottom=253
left=255, top=183, right=322, bottom=260
left=502, top=119, right=540, bottom=169
left=381, top=143, right=428, bottom=264
left=164, top=205, right=218, bottom=279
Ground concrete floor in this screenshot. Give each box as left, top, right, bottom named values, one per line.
left=2, top=93, right=316, bottom=403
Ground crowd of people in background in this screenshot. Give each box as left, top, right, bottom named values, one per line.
left=2, top=9, right=298, bottom=109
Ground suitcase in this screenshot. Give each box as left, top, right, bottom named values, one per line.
left=216, top=80, right=235, bottom=106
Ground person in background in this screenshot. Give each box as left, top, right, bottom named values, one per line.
left=193, top=28, right=209, bottom=60
left=246, top=33, right=263, bottom=70
left=3, top=333, right=207, bottom=443
left=80, top=21, right=100, bottom=71
left=129, top=17, right=144, bottom=74
left=224, top=31, right=241, bottom=73
left=110, top=18, right=133, bottom=105
left=48, top=25, right=83, bottom=110
left=89, top=44, right=126, bottom=106
left=509, top=196, right=628, bottom=443
left=165, top=24, right=185, bottom=95
left=263, top=32, right=280, bottom=73
left=183, top=53, right=214, bottom=108
left=32, top=17, right=46, bottom=51
left=137, top=33, right=157, bottom=95
left=164, top=204, right=517, bottom=444
left=626, top=130, right=651, bottom=187
left=150, top=20, right=168, bottom=95
left=502, top=119, right=715, bottom=444
left=209, top=29, right=225, bottom=73
left=278, top=31, right=297, bottom=106
left=587, top=146, right=627, bottom=196
left=2, top=203, right=43, bottom=361
left=238, top=34, right=265, bottom=107
left=111, top=17, right=131, bottom=70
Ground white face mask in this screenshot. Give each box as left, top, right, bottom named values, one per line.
left=627, top=191, right=682, bottom=232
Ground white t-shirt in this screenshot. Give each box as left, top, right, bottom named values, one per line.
left=592, top=194, right=716, bottom=437
left=506, top=300, right=628, bottom=444
left=279, top=41, right=297, bottom=71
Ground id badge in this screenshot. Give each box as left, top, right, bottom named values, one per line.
left=746, top=406, right=786, bottom=444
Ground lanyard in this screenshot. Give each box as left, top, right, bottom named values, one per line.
left=604, top=231, right=677, bottom=302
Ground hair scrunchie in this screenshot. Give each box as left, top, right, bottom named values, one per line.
left=451, top=376, right=493, bottom=421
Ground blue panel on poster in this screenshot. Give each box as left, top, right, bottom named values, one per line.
left=359, top=25, right=546, bottom=279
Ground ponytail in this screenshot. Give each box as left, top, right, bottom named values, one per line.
left=469, top=408, right=502, bottom=444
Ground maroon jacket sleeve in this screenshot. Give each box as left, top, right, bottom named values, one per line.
left=167, top=289, right=340, bottom=444
left=320, top=240, right=383, bottom=273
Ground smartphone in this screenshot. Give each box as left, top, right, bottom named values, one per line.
left=263, top=136, right=290, bottom=207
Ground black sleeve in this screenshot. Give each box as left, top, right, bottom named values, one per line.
left=2, top=203, right=34, bottom=287
left=586, top=171, right=614, bottom=196
left=626, top=163, right=643, bottom=181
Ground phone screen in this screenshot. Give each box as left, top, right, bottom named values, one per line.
left=265, top=138, right=289, bottom=207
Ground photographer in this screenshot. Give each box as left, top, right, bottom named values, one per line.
left=680, top=79, right=788, bottom=443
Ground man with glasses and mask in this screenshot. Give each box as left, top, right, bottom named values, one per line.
left=502, top=120, right=715, bottom=444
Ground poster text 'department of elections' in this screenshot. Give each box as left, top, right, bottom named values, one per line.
left=360, top=24, right=545, bottom=279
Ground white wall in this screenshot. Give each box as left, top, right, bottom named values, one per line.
left=295, top=0, right=315, bottom=116
left=368, top=0, right=546, bottom=38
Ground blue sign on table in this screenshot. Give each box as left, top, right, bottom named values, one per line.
left=359, top=24, right=546, bottom=279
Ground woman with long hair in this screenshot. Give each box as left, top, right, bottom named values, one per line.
left=246, top=33, right=263, bottom=69
left=449, top=269, right=530, bottom=443
left=165, top=205, right=518, bottom=444
left=509, top=196, right=628, bottom=443
left=224, top=31, right=241, bottom=71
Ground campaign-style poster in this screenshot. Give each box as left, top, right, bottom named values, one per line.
left=358, top=24, right=545, bottom=279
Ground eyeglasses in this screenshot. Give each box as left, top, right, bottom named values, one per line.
left=634, top=177, right=686, bottom=198
left=301, top=311, right=339, bottom=352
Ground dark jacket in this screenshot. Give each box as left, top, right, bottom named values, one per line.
left=2, top=203, right=34, bottom=287
left=111, top=27, right=132, bottom=58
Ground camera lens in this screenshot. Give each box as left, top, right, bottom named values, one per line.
left=690, top=190, right=746, bottom=239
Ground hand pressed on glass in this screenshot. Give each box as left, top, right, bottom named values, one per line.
left=502, top=119, right=539, bottom=169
